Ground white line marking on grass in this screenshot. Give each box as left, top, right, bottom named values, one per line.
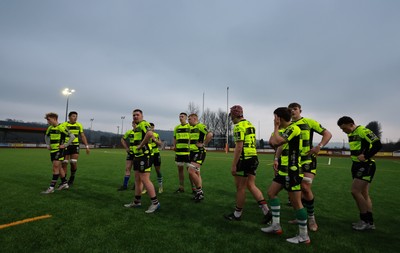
left=0, top=214, right=52, bottom=230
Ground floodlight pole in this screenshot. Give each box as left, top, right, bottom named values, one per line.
left=65, top=96, right=70, bottom=122
left=62, top=88, right=75, bottom=122
left=90, top=118, right=94, bottom=130
left=225, top=86, right=229, bottom=153
left=121, top=116, right=125, bottom=134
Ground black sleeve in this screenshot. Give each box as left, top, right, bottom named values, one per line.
left=364, top=140, right=382, bottom=160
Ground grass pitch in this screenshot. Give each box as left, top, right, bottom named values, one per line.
left=0, top=148, right=399, bottom=253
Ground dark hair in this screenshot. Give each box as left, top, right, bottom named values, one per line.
left=180, top=112, right=187, bottom=116
left=68, top=111, right=78, bottom=117
left=150, top=122, right=154, bottom=127
left=337, top=116, right=354, bottom=126
left=274, top=107, right=291, bottom=122
left=288, top=102, right=301, bottom=109
left=133, top=109, right=143, bottom=114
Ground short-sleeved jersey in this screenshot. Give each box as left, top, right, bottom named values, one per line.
left=174, top=123, right=191, bottom=155
left=62, top=121, right=84, bottom=145
left=123, top=129, right=135, bottom=153
left=132, top=120, right=152, bottom=157
left=189, top=123, right=209, bottom=152
left=278, top=123, right=301, bottom=175
left=233, top=119, right=257, bottom=159
left=291, top=117, right=325, bottom=164
left=45, top=124, right=70, bottom=153
left=348, top=125, right=380, bottom=162
left=150, top=131, right=160, bottom=154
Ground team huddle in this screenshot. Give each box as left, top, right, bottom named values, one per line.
left=42, top=102, right=382, bottom=244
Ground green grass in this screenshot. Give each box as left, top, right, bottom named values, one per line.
left=0, top=148, right=399, bottom=253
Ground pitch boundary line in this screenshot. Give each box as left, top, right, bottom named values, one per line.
left=0, top=214, right=52, bottom=230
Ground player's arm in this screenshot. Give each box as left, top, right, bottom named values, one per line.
left=269, top=116, right=286, bottom=147
left=152, top=134, right=163, bottom=146
left=359, top=132, right=382, bottom=161
left=64, top=132, right=76, bottom=147
left=363, top=139, right=382, bottom=160
left=231, top=140, right=242, bottom=176
left=137, top=130, right=153, bottom=150
left=45, top=135, right=51, bottom=150
left=80, top=132, right=90, bottom=154
left=273, top=146, right=283, bottom=175
left=203, top=131, right=213, bottom=147
left=308, top=128, right=332, bottom=155
left=121, top=137, right=130, bottom=153
left=172, top=136, right=177, bottom=151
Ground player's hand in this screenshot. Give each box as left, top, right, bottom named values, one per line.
left=273, top=160, right=279, bottom=172
left=307, top=146, right=319, bottom=156
left=231, top=167, right=237, bottom=176
left=273, top=115, right=280, bottom=128
left=357, top=154, right=366, bottom=162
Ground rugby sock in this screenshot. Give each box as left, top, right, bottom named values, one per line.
left=302, top=198, right=315, bottom=217
left=360, top=212, right=369, bottom=223
left=70, top=168, right=77, bottom=178
left=196, top=187, right=203, bottom=195
left=268, top=198, right=281, bottom=225
left=367, top=211, right=374, bottom=224
left=60, top=177, right=67, bottom=184
left=234, top=206, right=243, bottom=218
left=296, top=208, right=308, bottom=237
left=134, top=195, right=141, bottom=204
left=151, top=197, right=159, bottom=206
left=50, top=174, right=59, bottom=187
left=123, top=175, right=130, bottom=187
left=157, top=174, right=163, bottom=186
left=257, top=199, right=270, bottom=215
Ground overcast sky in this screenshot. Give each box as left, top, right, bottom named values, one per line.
left=1, top=0, right=399, bottom=143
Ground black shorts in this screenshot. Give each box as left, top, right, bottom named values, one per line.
left=175, top=154, right=190, bottom=163
left=126, top=152, right=134, bottom=161
left=65, top=145, right=80, bottom=155
left=352, top=161, right=376, bottom=183
left=190, top=149, right=206, bottom=165
left=273, top=172, right=302, bottom=192
left=153, top=152, right=161, bottom=166
left=300, top=156, right=317, bottom=175
left=236, top=157, right=259, bottom=177
left=50, top=149, right=65, bottom=162
left=133, top=155, right=153, bottom=173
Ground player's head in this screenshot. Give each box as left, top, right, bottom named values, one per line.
left=45, top=112, right=58, bottom=120
left=288, top=102, right=301, bottom=110
left=45, top=112, right=58, bottom=125
left=68, top=111, right=78, bottom=123
left=229, top=105, right=243, bottom=122
left=337, top=116, right=355, bottom=134
left=133, top=109, right=143, bottom=123
left=188, top=114, right=198, bottom=126
left=179, top=112, right=188, bottom=124
left=274, top=107, right=291, bottom=123
left=150, top=122, right=155, bottom=130
left=288, top=102, right=302, bottom=119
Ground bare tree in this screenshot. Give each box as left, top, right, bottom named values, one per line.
left=202, top=108, right=215, bottom=128
left=187, top=102, right=200, bottom=116
left=366, top=121, right=382, bottom=139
